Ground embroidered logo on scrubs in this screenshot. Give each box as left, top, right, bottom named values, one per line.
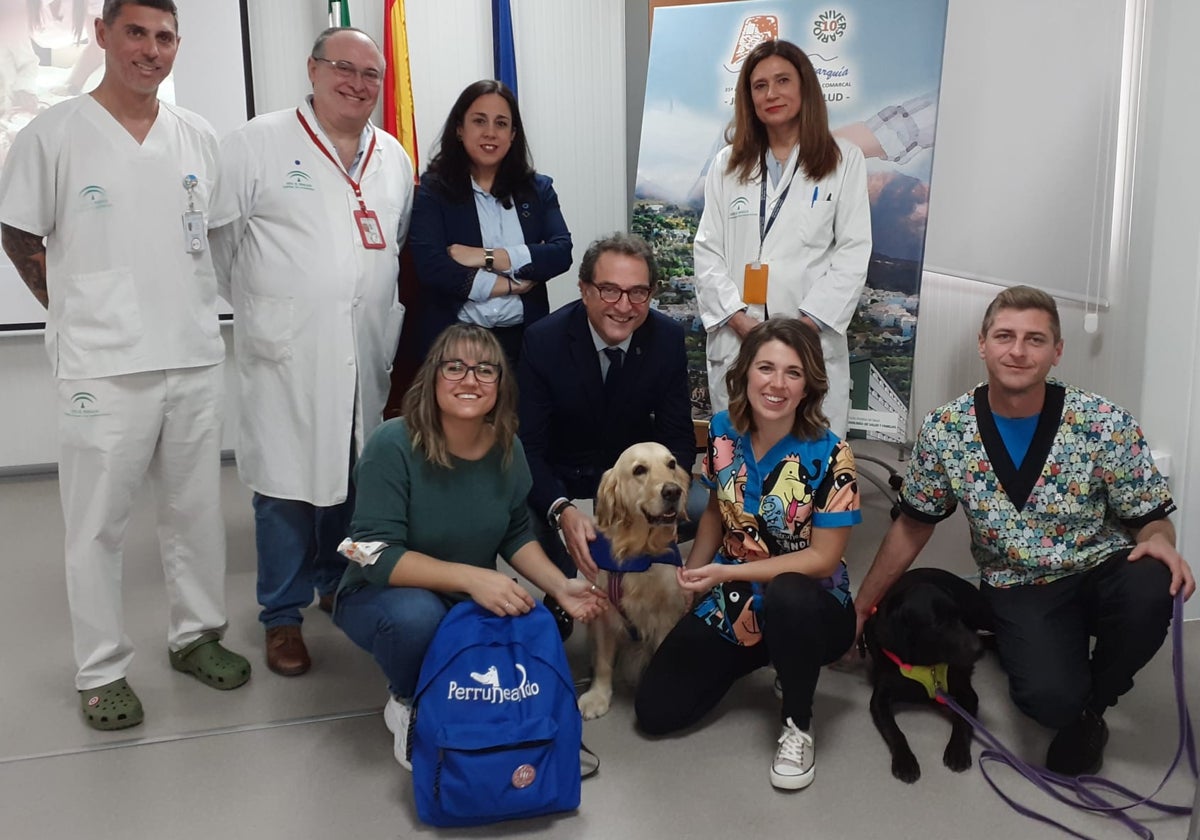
left=78, top=185, right=111, bottom=210
left=813, top=9, right=848, bottom=44
left=65, top=391, right=104, bottom=418
left=728, top=196, right=754, bottom=220
left=283, top=161, right=315, bottom=191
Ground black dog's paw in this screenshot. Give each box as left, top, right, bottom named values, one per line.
left=891, top=751, right=921, bottom=783
left=943, top=740, right=973, bottom=773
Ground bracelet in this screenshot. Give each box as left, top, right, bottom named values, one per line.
left=484, top=248, right=495, bottom=272
left=506, top=277, right=514, bottom=296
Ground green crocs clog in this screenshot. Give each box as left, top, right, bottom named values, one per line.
left=169, top=632, right=251, bottom=690
left=80, top=677, right=144, bottom=731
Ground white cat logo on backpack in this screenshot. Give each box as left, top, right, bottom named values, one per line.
left=447, top=662, right=541, bottom=703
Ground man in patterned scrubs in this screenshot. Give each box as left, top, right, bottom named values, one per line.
left=853, top=285, right=1194, bottom=777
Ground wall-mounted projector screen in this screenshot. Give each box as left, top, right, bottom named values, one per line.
left=0, top=0, right=253, bottom=332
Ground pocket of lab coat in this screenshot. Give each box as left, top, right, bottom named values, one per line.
left=58, top=268, right=144, bottom=350
left=801, top=194, right=837, bottom=242
left=240, top=290, right=294, bottom=363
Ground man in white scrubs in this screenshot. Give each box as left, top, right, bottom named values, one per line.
left=0, top=0, right=250, bottom=731
left=210, top=28, right=413, bottom=677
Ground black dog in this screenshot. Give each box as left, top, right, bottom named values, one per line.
left=864, top=567, right=994, bottom=783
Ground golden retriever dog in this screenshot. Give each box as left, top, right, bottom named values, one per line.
left=577, top=442, right=692, bottom=720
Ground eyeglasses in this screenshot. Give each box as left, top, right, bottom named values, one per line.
left=590, top=284, right=653, bottom=305
left=313, top=57, right=383, bottom=87
left=438, top=360, right=501, bottom=383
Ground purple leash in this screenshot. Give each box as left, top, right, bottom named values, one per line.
left=937, top=592, right=1196, bottom=839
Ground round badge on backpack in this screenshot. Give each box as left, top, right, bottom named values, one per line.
left=511, top=764, right=536, bottom=789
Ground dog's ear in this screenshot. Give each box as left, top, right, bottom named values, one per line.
left=595, top=467, right=623, bottom=530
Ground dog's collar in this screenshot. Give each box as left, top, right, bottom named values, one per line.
left=879, top=648, right=950, bottom=704
left=590, top=532, right=682, bottom=574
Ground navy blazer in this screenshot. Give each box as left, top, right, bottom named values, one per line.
left=518, top=300, right=696, bottom=516
left=408, top=171, right=573, bottom=356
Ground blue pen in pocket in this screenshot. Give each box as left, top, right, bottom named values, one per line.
left=811, top=186, right=819, bottom=207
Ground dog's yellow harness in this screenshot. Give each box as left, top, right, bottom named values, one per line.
left=880, top=648, right=950, bottom=704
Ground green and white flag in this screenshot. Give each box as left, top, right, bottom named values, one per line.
left=329, top=1, right=351, bottom=26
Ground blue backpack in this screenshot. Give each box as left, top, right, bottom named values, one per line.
left=411, top=601, right=583, bottom=827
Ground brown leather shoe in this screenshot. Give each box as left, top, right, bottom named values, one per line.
left=265, top=625, right=310, bottom=676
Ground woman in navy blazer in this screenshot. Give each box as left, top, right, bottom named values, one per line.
left=409, top=80, right=573, bottom=364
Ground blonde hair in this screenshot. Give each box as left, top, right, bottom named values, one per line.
left=726, top=319, right=829, bottom=440
left=400, top=324, right=518, bottom=468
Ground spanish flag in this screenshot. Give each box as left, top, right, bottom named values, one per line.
left=383, top=0, right=419, bottom=173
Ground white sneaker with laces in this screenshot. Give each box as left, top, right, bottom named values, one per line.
left=771, top=717, right=815, bottom=790
left=383, top=695, right=413, bottom=771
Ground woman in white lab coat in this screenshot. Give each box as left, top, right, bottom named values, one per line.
left=693, top=39, right=871, bottom=437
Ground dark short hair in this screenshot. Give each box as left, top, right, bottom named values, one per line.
left=980, top=285, right=1062, bottom=343
left=726, top=318, right=829, bottom=440
left=310, top=26, right=381, bottom=60
left=102, top=0, right=178, bottom=28
left=424, top=80, right=535, bottom=208
left=578, top=232, right=659, bottom=289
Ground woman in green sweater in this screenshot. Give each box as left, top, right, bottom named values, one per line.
left=333, top=324, right=607, bottom=769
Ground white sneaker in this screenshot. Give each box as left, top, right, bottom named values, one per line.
left=383, top=695, right=413, bottom=771
left=771, top=718, right=815, bottom=790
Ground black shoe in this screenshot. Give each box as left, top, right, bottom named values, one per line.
left=1045, top=709, right=1108, bottom=776
left=543, top=594, right=573, bottom=641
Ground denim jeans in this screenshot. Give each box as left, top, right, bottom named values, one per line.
left=531, top=480, right=710, bottom=578
left=253, top=490, right=354, bottom=628
left=333, top=585, right=451, bottom=700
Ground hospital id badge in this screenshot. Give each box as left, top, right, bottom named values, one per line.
left=354, top=208, right=387, bottom=250
left=743, top=262, right=768, bottom=305
left=182, top=211, right=206, bottom=254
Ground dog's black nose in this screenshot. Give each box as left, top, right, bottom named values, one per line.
left=661, top=483, right=681, bottom=504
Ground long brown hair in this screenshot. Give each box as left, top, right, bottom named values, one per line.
left=400, top=325, right=518, bottom=469
left=725, top=39, right=840, bottom=184
left=726, top=318, right=829, bottom=440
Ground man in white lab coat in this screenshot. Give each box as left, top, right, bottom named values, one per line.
left=0, top=0, right=250, bottom=731
left=210, top=27, right=413, bottom=676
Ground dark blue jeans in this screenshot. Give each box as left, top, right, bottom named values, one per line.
left=333, top=585, right=451, bottom=700
left=253, top=490, right=354, bottom=628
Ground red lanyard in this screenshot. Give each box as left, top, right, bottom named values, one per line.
left=295, top=108, right=376, bottom=211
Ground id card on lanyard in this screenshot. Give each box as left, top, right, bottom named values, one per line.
left=744, top=166, right=794, bottom=306
left=296, top=109, right=386, bottom=250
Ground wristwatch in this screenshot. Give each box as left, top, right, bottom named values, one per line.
left=549, top=498, right=575, bottom=530
left=484, top=248, right=495, bottom=272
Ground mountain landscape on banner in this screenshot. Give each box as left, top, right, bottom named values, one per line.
left=632, top=0, right=949, bottom=438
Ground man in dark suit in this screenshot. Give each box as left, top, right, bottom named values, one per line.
left=518, top=232, right=705, bottom=637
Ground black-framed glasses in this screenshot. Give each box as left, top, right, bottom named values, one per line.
left=313, top=57, right=383, bottom=86
left=591, top=284, right=653, bottom=304
left=438, top=360, right=502, bottom=383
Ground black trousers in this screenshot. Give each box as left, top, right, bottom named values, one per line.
left=491, top=324, right=525, bottom=370
left=635, top=573, right=855, bottom=734
left=981, top=550, right=1173, bottom=729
